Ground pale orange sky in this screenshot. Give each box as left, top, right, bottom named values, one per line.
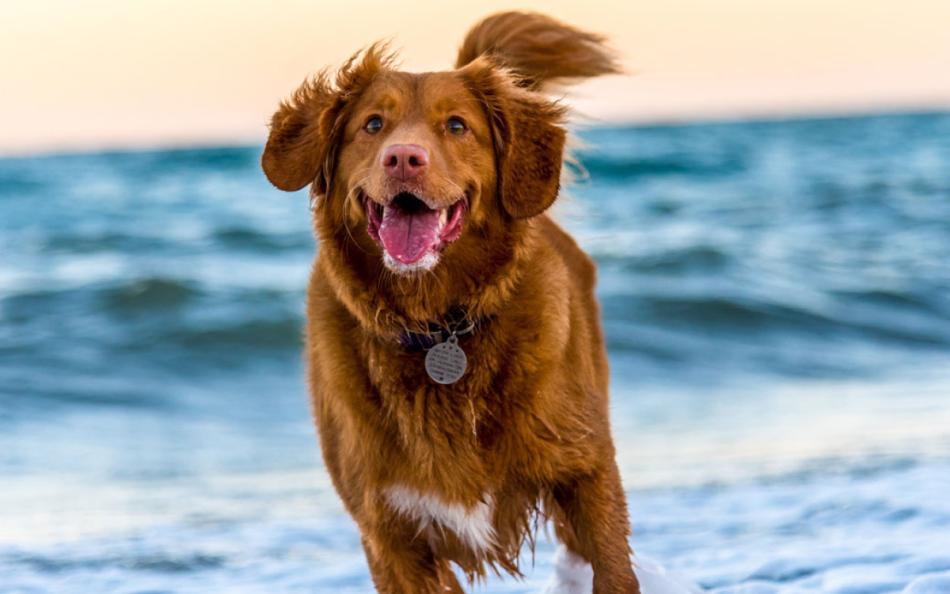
left=2, top=0, right=950, bottom=154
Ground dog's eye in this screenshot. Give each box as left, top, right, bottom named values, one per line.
left=364, top=116, right=383, bottom=134
left=446, top=117, right=467, bottom=135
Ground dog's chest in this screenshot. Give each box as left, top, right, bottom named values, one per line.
left=383, top=484, right=496, bottom=554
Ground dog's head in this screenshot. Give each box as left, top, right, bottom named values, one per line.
left=262, top=12, right=617, bottom=322
left=262, top=50, right=568, bottom=272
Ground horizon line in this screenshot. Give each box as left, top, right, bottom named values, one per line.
left=3, top=103, right=948, bottom=161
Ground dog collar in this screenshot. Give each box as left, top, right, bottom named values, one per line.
left=397, top=312, right=476, bottom=352
left=396, top=307, right=482, bottom=384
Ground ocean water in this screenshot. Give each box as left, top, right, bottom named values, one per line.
left=2, top=111, right=950, bottom=593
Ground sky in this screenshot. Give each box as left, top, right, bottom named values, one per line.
left=2, top=0, right=950, bottom=154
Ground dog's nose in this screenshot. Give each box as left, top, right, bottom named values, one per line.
left=381, top=144, right=428, bottom=181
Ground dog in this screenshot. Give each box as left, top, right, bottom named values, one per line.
left=262, top=11, right=640, bottom=593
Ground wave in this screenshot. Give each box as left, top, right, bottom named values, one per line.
left=576, top=152, right=746, bottom=181
left=597, top=245, right=734, bottom=274
left=160, top=317, right=303, bottom=352
left=101, top=277, right=202, bottom=312
left=40, top=232, right=174, bottom=255
left=602, top=290, right=950, bottom=347
left=212, top=226, right=312, bottom=252
left=1, top=279, right=304, bottom=364
left=4, top=550, right=226, bottom=573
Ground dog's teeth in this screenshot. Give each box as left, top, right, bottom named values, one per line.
left=439, top=209, right=447, bottom=226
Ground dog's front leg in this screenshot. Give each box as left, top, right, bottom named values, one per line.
left=552, top=461, right=641, bottom=594
left=361, top=530, right=465, bottom=594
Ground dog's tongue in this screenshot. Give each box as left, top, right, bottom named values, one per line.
left=378, top=205, right=441, bottom=264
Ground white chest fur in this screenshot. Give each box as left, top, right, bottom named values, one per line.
left=383, top=485, right=497, bottom=553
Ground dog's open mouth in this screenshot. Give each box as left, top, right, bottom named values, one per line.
left=365, top=192, right=466, bottom=267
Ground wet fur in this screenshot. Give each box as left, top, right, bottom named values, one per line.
left=262, top=11, right=638, bottom=593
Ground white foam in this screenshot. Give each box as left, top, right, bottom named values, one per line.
left=634, top=555, right=703, bottom=594
left=544, top=546, right=593, bottom=594
left=543, top=546, right=702, bottom=594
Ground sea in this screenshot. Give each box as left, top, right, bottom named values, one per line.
left=2, top=111, right=949, bottom=593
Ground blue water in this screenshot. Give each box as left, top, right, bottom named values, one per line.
left=2, top=111, right=950, bottom=593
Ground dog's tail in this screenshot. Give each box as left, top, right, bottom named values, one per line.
left=455, top=11, right=620, bottom=91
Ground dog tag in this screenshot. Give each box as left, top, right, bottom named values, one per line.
left=425, top=334, right=467, bottom=384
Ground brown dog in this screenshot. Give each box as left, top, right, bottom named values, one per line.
left=262, top=11, right=639, bottom=593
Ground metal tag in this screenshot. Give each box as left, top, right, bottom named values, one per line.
left=424, top=335, right=467, bottom=384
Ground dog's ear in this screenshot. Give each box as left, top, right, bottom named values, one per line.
left=497, top=91, right=567, bottom=218
left=262, top=73, right=342, bottom=193
left=262, top=44, right=393, bottom=194
left=461, top=58, right=567, bottom=219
